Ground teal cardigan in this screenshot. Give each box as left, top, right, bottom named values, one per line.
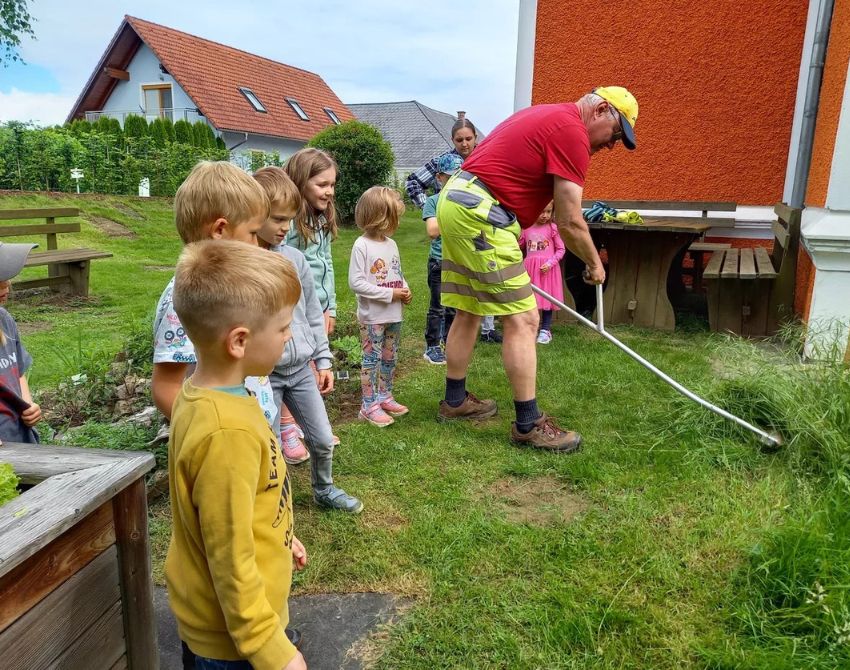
left=284, top=215, right=336, bottom=318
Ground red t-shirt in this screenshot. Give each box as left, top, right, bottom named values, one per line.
left=462, top=103, right=590, bottom=228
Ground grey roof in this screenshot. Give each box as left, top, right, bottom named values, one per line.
left=347, top=100, right=483, bottom=169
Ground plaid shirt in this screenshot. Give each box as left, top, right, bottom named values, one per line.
left=405, top=149, right=461, bottom=209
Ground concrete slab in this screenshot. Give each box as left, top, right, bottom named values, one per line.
left=156, top=587, right=409, bottom=670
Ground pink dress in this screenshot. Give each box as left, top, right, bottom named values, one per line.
left=519, top=222, right=565, bottom=310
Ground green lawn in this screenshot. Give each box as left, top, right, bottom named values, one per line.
left=2, top=191, right=846, bottom=668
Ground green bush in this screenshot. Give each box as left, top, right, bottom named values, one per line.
left=174, top=119, right=192, bottom=144
left=0, top=462, right=19, bottom=506
left=124, top=114, right=148, bottom=139
left=0, top=120, right=228, bottom=195
left=307, top=120, right=395, bottom=224
left=149, top=118, right=168, bottom=147
left=192, top=121, right=215, bottom=149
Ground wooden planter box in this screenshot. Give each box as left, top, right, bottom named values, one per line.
left=0, top=443, right=157, bottom=669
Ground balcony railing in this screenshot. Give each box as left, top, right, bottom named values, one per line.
left=84, top=108, right=207, bottom=125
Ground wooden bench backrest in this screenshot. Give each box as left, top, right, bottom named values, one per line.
left=0, top=208, right=80, bottom=221
left=580, top=200, right=737, bottom=217
left=0, top=208, right=82, bottom=245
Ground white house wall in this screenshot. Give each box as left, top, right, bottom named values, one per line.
left=100, top=44, right=200, bottom=124
left=220, top=131, right=305, bottom=165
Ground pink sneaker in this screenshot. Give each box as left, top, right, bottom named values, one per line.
left=332, top=434, right=341, bottom=446
left=359, top=402, right=394, bottom=427
left=380, top=396, right=409, bottom=417
left=281, top=426, right=310, bottom=465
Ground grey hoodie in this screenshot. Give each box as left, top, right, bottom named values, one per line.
left=271, top=244, right=333, bottom=376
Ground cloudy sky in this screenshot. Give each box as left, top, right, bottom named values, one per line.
left=0, top=0, right=521, bottom=133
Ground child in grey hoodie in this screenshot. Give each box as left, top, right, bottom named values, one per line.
left=254, top=167, right=363, bottom=515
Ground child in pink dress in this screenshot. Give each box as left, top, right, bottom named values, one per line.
left=519, top=201, right=565, bottom=344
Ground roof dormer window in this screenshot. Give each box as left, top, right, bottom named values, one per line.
left=239, top=87, right=267, bottom=113
left=286, top=97, right=309, bottom=121
left=324, top=107, right=341, bottom=125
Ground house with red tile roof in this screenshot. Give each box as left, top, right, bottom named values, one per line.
left=67, top=16, right=353, bottom=162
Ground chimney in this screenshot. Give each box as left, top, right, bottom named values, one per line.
left=457, top=111, right=466, bottom=120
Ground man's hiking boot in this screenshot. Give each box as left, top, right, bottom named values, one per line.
left=511, top=413, right=582, bottom=453
left=438, top=392, right=498, bottom=421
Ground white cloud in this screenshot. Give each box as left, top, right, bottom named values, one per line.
left=0, top=89, right=77, bottom=125
left=10, top=0, right=521, bottom=132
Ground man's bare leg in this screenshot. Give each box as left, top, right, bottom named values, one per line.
left=500, top=308, right=539, bottom=402
left=439, top=309, right=498, bottom=420
left=445, top=309, right=481, bottom=380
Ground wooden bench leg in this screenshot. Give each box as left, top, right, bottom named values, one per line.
left=68, top=261, right=91, bottom=296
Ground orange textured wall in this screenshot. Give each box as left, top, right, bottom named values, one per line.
left=805, top=0, right=850, bottom=207
left=532, top=0, right=808, bottom=204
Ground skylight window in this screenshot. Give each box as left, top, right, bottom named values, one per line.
left=324, top=107, right=341, bottom=125
left=286, top=98, right=309, bottom=121
left=239, top=87, right=267, bottom=113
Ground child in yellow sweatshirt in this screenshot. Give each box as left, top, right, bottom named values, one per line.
left=166, top=239, right=308, bottom=670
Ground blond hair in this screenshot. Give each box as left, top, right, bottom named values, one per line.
left=284, top=148, right=339, bottom=244
left=173, top=240, right=301, bottom=346
left=175, top=161, right=270, bottom=243
left=355, top=186, right=405, bottom=236
left=253, top=166, right=302, bottom=212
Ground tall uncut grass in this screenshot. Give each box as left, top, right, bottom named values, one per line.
left=664, top=330, right=850, bottom=668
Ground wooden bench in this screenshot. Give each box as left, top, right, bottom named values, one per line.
left=0, top=208, right=113, bottom=296
left=704, top=203, right=801, bottom=337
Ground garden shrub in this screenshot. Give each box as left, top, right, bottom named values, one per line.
left=307, top=120, right=395, bottom=224
left=0, top=463, right=19, bottom=506
left=174, top=119, right=192, bottom=144
left=123, top=114, right=148, bottom=139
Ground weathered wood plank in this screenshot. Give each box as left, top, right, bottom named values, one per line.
left=739, top=248, right=757, bottom=279
left=688, top=242, right=731, bottom=252
left=0, top=222, right=81, bottom=237
left=721, top=248, right=740, bottom=278
left=0, top=208, right=79, bottom=220
left=25, top=248, right=113, bottom=266
left=113, top=479, right=159, bottom=670
left=0, top=442, right=153, bottom=484
left=581, top=200, right=737, bottom=212
left=47, top=600, right=125, bottom=670
left=774, top=202, right=795, bottom=224
left=0, top=546, right=121, bottom=669
left=0, top=453, right=155, bottom=576
left=703, top=250, right=726, bottom=279
left=772, top=219, right=789, bottom=249
left=589, top=217, right=726, bottom=233
left=0, top=502, right=115, bottom=632
left=754, top=247, right=777, bottom=278
left=11, top=276, right=70, bottom=291
left=110, top=656, right=129, bottom=670
left=718, top=281, right=744, bottom=334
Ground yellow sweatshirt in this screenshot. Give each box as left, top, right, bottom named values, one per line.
left=165, top=381, right=296, bottom=669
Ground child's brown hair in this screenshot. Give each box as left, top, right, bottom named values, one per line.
left=173, top=240, right=300, bottom=346
left=284, top=148, right=339, bottom=244
left=354, top=186, right=405, bottom=236
left=252, top=166, right=302, bottom=212
left=175, top=161, right=270, bottom=243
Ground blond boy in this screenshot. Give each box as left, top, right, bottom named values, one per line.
left=152, top=161, right=276, bottom=424
left=253, top=166, right=362, bottom=513
left=167, top=239, right=307, bottom=670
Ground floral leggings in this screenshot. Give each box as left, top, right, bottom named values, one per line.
left=359, top=321, right=402, bottom=406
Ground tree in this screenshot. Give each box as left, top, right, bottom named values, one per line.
left=307, top=121, right=395, bottom=224
left=123, top=115, right=148, bottom=139
left=174, top=119, right=192, bottom=144
left=1, top=0, right=34, bottom=65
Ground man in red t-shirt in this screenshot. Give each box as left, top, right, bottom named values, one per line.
left=435, top=86, right=638, bottom=452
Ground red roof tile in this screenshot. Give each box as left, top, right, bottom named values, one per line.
left=69, top=16, right=353, bottom=141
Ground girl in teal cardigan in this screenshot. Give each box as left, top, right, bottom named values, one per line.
left=284, top=148, right=339, bottom=335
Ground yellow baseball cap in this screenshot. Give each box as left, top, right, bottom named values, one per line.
left=593, top=86, right=638, bottom=150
